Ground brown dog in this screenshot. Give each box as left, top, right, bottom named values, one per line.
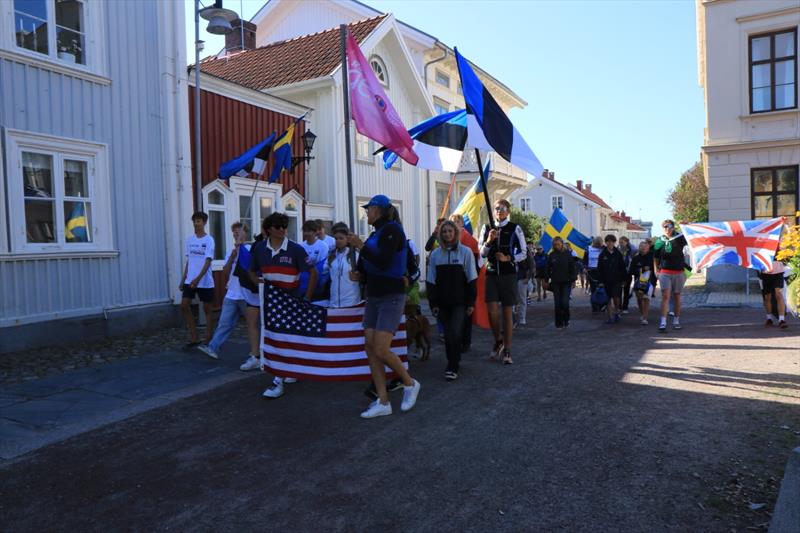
left=404, top=304, right=431, bottom=361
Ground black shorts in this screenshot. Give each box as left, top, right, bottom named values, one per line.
left=760, top=273, right=784, bottom=295
left=485, top=273, right=518, bottom=306
left=605, top=283, right=622, bottom=299
left=182, top=286, right=214, bottom=303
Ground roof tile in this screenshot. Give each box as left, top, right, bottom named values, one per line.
left=197, top=15, right=387, bottom=91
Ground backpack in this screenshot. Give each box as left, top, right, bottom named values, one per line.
left=591, top=285, right=609, bottom=307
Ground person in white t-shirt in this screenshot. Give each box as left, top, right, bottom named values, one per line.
left=316, top=219, right=336, bottom=253
left=180, top=211, right=216, bottom=347
left=198, top=222, right=262, bottom=368
left=301, top=219, right=330, bottom=303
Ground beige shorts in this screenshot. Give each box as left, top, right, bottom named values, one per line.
left=658, top=272, right=685, bottom=294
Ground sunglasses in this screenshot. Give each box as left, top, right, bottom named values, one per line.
left=662, top=225, right=673, bottom=229
left=271, top=224, right=288, bottom=230
left=494, top=206, right=508, bottom=212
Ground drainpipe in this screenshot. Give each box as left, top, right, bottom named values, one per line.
left=422, top=42, right=448, bottom=238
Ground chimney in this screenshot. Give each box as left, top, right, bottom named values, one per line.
left=585, top=183, right=592, bottom=193
left=548, top=171, right=555, bottom=180
left=226, top=19, right=257, bottom=53
left=576, top=180, right=583, bottom=191
left=541, top=168, right=549, bottom=178
left=621, top=210, right=626, bottom=218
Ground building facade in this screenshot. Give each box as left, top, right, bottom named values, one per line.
left=697, top=0, right=799, bottom=281
left=0, top=0, right=191, bottom=352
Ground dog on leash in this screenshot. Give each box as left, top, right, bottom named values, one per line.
left=404, top=304, right=431, bottom=361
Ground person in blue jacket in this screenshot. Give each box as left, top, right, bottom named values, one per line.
left=347, top=195, right=421, bottom=419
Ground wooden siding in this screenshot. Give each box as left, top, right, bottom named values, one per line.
left=188, top=89, right=306, bottom=202
left=0, top=0, right=174, bottom=326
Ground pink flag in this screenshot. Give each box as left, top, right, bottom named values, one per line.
left=345, top=31, right=418, bottom=165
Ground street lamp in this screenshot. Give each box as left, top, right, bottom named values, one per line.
left=291, top=129, right=317, bottom=170
left=194, top=0, right=238, bottom=211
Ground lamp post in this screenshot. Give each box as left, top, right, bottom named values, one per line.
left=291, top=129, right=317, bottom=170
left=194, top=0, right=238, bottom=211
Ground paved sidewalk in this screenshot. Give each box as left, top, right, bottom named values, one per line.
left=0, top=340, right=256, bottom=460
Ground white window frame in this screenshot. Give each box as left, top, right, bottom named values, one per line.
left=551, top=195, right=564, bottom=211
left=519, top=197, right=531, bottom=212
left=355, top=132, right=373, bottom=164
left=281, top=189, right=303, bottom=242
left=203, top=180, right=229, bottom=265
left=202, top=177, right=281, bottom=270
left=433, top=97, right=449, bottom=116
left=369, top=55, right=388, bottom=87
left=435, top=69, right=450, bottom=88
left=5, top=128, right=112, bottom=255
left=0, top=0, right=109, bottom=83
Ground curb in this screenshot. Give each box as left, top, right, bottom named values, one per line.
left=770, top=446, right=800, bottom=533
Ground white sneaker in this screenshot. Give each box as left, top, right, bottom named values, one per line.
left=239, top=355, right=260, bottom=371
left=197, top=344, right=219, bottom=360
left=640, top=318, right=648, bottom=325
left=262, top=380, right=284, bottom=399
left=400, top=379, right=421, bottom=412
left=284, top=377, right=298, bottom=384
left=360, top=400, right=392, bottom=418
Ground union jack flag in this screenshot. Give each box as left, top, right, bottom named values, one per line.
left=259, top=284, right=407, bottom=382
left=682, top=218, right=785, bottom=272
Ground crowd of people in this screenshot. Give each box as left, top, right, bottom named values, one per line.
left=178, top=195, right=791, bottom=419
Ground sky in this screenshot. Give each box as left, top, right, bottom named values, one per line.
left=185, top=0, right=705, bottom=226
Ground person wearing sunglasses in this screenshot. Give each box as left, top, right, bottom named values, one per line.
left=478, top=199, right=528, bottom=364
left=653, top=219, right=688, bottom=332
left=248, top=212, right=318, bottom=398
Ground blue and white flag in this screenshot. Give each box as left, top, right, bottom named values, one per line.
left=381, top=110, right=468, bottom=172
left=454, top=48, right=544, bottom=179
left=219, top=133, right=276, bottom=179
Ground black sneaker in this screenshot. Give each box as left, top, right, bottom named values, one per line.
left=444, top=371, right=458, bottom=381
left=363, top=383, right=378, bottom=400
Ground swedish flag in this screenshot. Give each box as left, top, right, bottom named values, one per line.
left=540, top=208, right=589, bottom=258
left=453, top=159, right=491, bottom=235
left=65, top=202, right=89, bottom=242
left=268, top=122, right=296, bottom=183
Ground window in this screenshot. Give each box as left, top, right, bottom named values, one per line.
left=435, top=70, right=450, bottom=88
left=749, top=29, right=797, bottom=113
left=551, top=195, right=564, bottom=210
left=357, top=197, right=401, bottom=238
left=435, top=182, right=450, bottom=217
left=457, top=83, right=462, bottom=95
left=751, top=166, right=798, bottom=221
left=238, top=194, right=273, bottom=241
left=369, top=55, right=388, bottom=87
left=433, top=97, right=449, bottom=116
left=5, top=129, right=110, bottom=253
left=355, top=132, right=372, bottom=163
left=206, top=189, right=226, bottom=260
left=13, top=0, right=87, bottom=65
left=520, top=198, right=531, bottom=212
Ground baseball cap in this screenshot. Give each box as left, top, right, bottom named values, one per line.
left=361, top=194, right=392, bottom=209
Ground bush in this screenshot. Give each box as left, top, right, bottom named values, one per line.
left=510, top=207, right=547, bottom=243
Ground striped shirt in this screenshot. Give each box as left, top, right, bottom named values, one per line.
left=250, top=237, right=311, bottom=295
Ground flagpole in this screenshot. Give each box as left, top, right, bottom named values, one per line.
left=340, top=24, right=356, bottom=230
left=439, top=172, right=458, bottom=219
left=473, top=149, right=495, bottom=228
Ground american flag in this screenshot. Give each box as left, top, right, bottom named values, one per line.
left=682, top=218, right=784, bottom=272
left=260, top=284, right=407, bottom=381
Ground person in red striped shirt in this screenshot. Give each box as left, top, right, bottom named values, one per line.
left=249, top=212, right=318, bottom=399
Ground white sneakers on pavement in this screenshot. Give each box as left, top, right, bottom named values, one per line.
left=197, top=344, right=219, bottom=359
left=239, top=355, right=260, bottom=371
left=360, top=400, right=392, bottom=418
left=401, top=379, right=421, bottom=412
left=261, top=376, right=298, bottom=398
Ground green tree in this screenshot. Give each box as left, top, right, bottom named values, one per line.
left=667, top=161, right=708, bottom=223
left=510, top=207, right=547, bottom=243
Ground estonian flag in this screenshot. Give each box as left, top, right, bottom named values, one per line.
left=219, top=133, right=276, bottom=179
left=453, top=158, right=492, bottom=236
left=65, top=202, right=89, bottom=242
left=380, top=109, right=468, bottom=172
left=454, top=48, right=544, bottom=179
left=268, top=122, right=296, bottom=183
left=540, top=208, right=591, bottom=259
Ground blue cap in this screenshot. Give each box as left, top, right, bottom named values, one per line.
left=361, top=194, right=391, bottom=209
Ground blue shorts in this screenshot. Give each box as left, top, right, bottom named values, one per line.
left=182, top=286, right=214, bottom=303
left=363, top=294, right=405, bottom=333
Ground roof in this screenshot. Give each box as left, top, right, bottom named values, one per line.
left=627, top=222, right=646, bottom=231
left=197, top=15, right=387, bottom=91
left=575, top=187, right=612, bottom=210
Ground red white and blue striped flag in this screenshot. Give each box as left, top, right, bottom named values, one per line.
left=682, top=218, right=785, bottom=272
left=259, top=284, right=407, bottom=381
